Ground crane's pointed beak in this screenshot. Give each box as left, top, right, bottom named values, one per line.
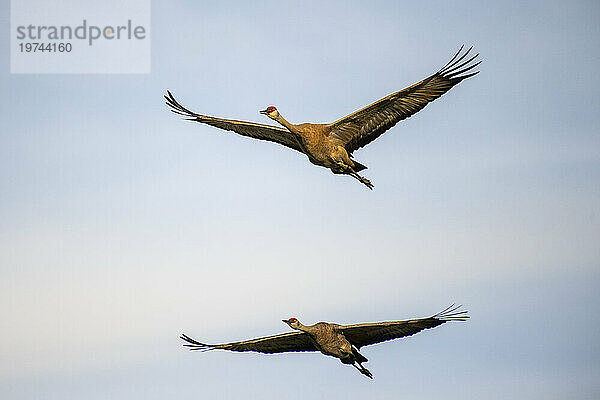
left=259, top=109, right=269, bottom=115
left=282, top=319, right=289, bottom=323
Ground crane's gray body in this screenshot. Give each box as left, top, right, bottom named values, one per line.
left=284, top=319, right=373, bottom=377
left=269, top=120, right=364, bottom=180
left=300, top=322, right=352, bottom=359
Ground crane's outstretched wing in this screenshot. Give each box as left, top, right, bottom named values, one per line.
left=338, top=304, right=469, bottom=349
left=165, top=91, right=304, bottom=153
left=328, top=46, right=481, bottom=154
left=180, top=331, right=317, bottom=354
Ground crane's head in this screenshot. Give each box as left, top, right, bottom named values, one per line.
left=260, top=106, right=279, bottom=120
left=282, top=317, right=301, bottom=329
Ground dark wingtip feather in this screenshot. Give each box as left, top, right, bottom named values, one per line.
left=180, top=333, right=216, bottom=351
left=164, top=90, right=200, bottom=120
left=459, top=70, right=480, bottom=80
left=438, top=46, right=481, bottom=82
left=439, top=44, right=465, bottom=71
left=444, top=53, right=479, bottom=75
left=434, top=304, right=469, bottom=322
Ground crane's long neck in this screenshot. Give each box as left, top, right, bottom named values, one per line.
left=293, top=323, right=313, bottom=334
left=287, top=321, right=308, bottom=333
left=275, top=114, right=300, bottom=135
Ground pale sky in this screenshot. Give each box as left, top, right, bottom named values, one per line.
left=1, top=1, right=599, bottom=399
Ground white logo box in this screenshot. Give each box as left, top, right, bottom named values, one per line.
left=11, top=0, right=150, bottom=74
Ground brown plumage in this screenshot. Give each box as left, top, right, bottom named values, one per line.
left=165, top=46, right=480, bottom=189
left=181, top=304, right=468, bottom=379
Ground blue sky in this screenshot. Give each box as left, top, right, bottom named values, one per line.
left=1, top=1, right=599, bottom=399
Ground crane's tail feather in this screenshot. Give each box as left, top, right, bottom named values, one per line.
left=164, top=90, right=201, bottom=121
left=433, top=304, right=469, bottom=321
left=352, top=160, right=368, bottom=172
left=180, top=334, right=217, bottom=352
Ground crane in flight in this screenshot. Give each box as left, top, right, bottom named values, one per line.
left=181, top=304, right=468, bottom=379
left=165, top=46, right=480, bottom=189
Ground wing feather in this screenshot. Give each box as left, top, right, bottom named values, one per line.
left=329, top=46, right=481, bottom=153
left=180, top=331, right=317, bottom=354
left=165, top=91, right=304, bottom=153
left=338, top=304, right=469, bottom=349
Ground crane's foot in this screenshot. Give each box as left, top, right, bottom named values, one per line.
left=353, top=362, right=374, bottom=379
left=341, top=166, right=374, bottom=190
left=351, top=172, right=373, bottom=190
left=360, top=176, right=374, bottom=190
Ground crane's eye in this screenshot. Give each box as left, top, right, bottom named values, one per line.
left=289, top=318, right=297, bottom=323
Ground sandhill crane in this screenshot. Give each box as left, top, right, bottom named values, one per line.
left=181, top=304, right=468, bottom=379
left=165, top=46, right=480, bottom=189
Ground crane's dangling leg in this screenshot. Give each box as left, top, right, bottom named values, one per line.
left=348, top=170, right=374, bottom=190
left=332, top=162, right=374, bottom=190
left=352, top=362, right=374, bottom=379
